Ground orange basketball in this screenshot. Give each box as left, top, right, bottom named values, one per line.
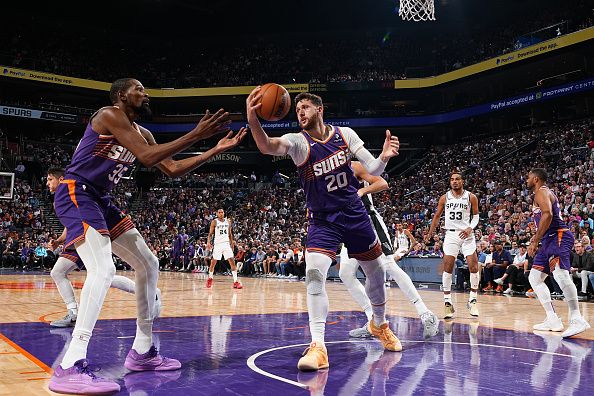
left=255, top=83, right=291, bottom=121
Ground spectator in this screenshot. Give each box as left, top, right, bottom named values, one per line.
left=494, top=243, right=530, bottom=294
left=571, top=241, right=594, bottom=298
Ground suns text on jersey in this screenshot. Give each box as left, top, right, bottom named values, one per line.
left=107, top=144, right=136, bottom=164
left=312, top=150, right=348, bottom=176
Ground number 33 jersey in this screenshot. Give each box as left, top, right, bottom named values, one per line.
left=444, top=190, right=472, bottom=230
left=283, top=125, right=362, bottom=212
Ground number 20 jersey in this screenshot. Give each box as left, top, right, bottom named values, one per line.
left=444, top=190, right=472, bottom=230
left=297, top=126, right=360, bottom=212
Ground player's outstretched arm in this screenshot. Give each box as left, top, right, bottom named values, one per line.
left=140, top=126, right=247, bottom=178
left=96, top=107, right=231, bottom=167
left=352, top=130, right=399, bottom=176
left=246, top=87, right=292, bottom=156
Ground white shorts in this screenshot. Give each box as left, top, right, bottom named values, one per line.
left=443, top=231, right=477, bottom=257
left=212, top=243, right=234, bottom=260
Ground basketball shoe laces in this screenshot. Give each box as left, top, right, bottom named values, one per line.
left=376, top=323, right=396, bottom=344
left=76, top=362, right=102, bottom=380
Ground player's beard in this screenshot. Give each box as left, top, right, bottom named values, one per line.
left=301, top=113, right=319, bottom=131
left=136, top=102, right=152, bottom=119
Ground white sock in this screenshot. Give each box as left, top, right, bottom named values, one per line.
left=111, top=275, right=136, bottom=294
left=208, top=271, right=214, bottom=279
left=62, top=330, right=91, bottom=368
left=384, top=255, right=428, bottom=316
left=552, top=268, right=581, bottom=320
left=232, top=270, right=238, bottom=282
left=67, top=302, right=78, bottom=315
left=469, top=272, right=480, bottom=301
left=132, top=318, right=153, bottom=354
left=443, top=272, right=453, bottom=303
left=533, top=281, right=557, bottom=320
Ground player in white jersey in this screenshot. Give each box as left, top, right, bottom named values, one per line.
left=394, top=222, right=417, bottom=261
left=206, top=209, right=242, bottom=289
left=339, top=162, right=439, bottom=339
left=427, top=172, right=480, bottom=319
left=46, top=167, right=161, bottom=328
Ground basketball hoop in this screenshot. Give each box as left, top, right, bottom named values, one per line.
left=399, top=0, right=435, bottom=21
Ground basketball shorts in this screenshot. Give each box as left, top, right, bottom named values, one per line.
left=54, top=178, right=135, bottom=249
left=368, top=210, right=394, bottom=256
left=443, top=230, right=476, bottom=257
left=306, top=199, right=382, bottom=261
left=60, top=249, right=84, bottom=269
left=212, top=243, right=234, bottom=260
left=533, top=229, right=573, bottom=274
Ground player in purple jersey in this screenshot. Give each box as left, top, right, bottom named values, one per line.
left=49, top=78, right=246, bottom=395
left=247, top=88, right=401, bottom=372
left=46, top=167, right=162, bottom=328
left=526, top=168, right=590, bottom=338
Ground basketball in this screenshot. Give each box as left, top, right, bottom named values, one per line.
left=255, top=83, right=291, bottom=121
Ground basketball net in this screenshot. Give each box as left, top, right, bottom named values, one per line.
left=399, top=0, right=435, bottom=21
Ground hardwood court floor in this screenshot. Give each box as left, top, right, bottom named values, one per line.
left=0, top=271, right=593, bottom=395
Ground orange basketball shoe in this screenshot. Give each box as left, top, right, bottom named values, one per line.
left=369, top=319, right=402, bottom=352
left=297, top=342, right=329, bottom=371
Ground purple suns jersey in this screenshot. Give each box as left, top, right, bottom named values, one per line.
left=65, top=112, right=137, bottom=193
left=297, top=126, right=360, bottom=212
left=532, top=186, right=568, bottom=234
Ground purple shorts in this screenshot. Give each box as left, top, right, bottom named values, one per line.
left=306, top=199, right=382, bottom=261
left=54, top=179, right=135, bottom=249
left=533, top=229, right=574, bottom=274
left=60, top=249, right=84, bottom=269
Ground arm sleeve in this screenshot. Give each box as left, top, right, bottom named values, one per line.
left=354, top=148, right=388, bottom=176
left=341, top=127, right=388, bottom=176
left=469, top=215, right=479, bottom=229
left=281, top=133, right=308, bottom=166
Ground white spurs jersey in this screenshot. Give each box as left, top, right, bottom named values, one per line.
left=444, top=190, right=472, bottom=230
left=394, top=231, right=410, bottom=250
left=213, top=218, right=231, bottom=245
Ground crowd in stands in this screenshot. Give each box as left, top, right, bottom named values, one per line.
left=1, top=117, right=594, bottom=297
left=1, top=2, right=592, bottom=88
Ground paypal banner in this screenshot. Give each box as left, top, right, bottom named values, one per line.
left=141, top=76, right=594, bottom=133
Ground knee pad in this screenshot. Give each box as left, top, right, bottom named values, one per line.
left=528, top=268, right=547, bottom=287
left=306, top=268, right=325, bottom=295
left=552, top=268, right=572, bottom=289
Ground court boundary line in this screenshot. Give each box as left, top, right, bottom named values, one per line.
left=246, top=339, right=577, bottom=390
left=0, top=331, right=53, bottom=374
